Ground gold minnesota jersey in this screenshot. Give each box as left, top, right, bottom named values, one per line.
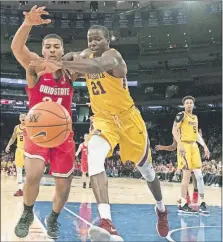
left=85, top=51, right=134, bottom=115
left=16, top=125, right=24, bottom=149
left=175, top=112, right=198, bottom=142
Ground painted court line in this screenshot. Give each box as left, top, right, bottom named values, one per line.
left=64, top=206, right=93, bottom=227
left=166, top=226, right=221, bottom=242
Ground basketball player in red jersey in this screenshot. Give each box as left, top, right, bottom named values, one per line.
left=11, top=6, right=79, bottom=239
left=155, top=139, right=199, bottom=205
left=34, top=24, right=169, bottom=241
left=75, top=133, right=91, bottom=189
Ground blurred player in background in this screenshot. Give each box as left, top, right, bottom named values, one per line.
left=172, top=96, right=210, bottom=215
left=5, top=113, right=26, bottom=196
left=155, top=139, right=199, bottom=205
left=76, top=133, right=91, bottom=188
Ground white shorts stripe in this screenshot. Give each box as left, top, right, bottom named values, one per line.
left=24, top=152, right=45, bottom=162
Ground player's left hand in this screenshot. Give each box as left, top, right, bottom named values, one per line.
left=29, top=58, right=71, bottom=78
left=204, top=146, right=210, bottom=159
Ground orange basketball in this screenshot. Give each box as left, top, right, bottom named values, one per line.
left=25, top=101, right=72, bottom=148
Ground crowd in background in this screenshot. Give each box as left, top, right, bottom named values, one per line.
left=1, top=125, right=222, bottom=187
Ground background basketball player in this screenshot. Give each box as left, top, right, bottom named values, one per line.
left=32, top=24, right=170, bottom=241
left=172, top=96, right=210, bottom=215
left=5, top=113, right=26, bottom=196
left=11, top=6, right=79, bottom=239
left=155, top=139, right=199, bottom=205
left=75, top=133, right=91, bottom=188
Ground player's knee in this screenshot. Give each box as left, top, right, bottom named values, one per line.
left=182, top=170, right=191, bottom=183
left=137, top=161, right=155, bottom=182
left=88, top=135, right=111, bottom=177
left=193, top=169, right=203, bottom=181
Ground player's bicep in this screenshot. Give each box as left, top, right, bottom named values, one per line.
left=13, top=46, right=39, bottom=69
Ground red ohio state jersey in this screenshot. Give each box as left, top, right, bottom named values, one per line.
left=26, top=73, right=73, bottom=116
left=81, top=143, right=88, bottom=161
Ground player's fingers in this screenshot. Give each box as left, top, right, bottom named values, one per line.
left=30, top=5, right=37, bottom=12
left=23, top=11, right=28, bottom=16
left=40, top=10, right=49, bottom=15
left=36, top=6, right=46, bottom=12
left=42, top=19, right=51, bottom=24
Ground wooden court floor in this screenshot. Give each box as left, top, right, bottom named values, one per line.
left=1, top=174, right=221, bottom=241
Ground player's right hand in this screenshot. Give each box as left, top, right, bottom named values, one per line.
left=23, top=5, right=51, bottom=26
left=179, top=144, right=186, bottom=157
left=5, top=146, right=10, bottom=153
left=155, top=145, right=163, bottom=151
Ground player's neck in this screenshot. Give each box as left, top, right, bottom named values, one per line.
left=83, top=141, right=87, bottom=146
left=185, top=110, right=193, bottom=115
left=20, top=124, right=25, bottom=129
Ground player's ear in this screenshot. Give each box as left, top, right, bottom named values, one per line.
left=107, top=38, right=110, bottom=44
left=62, top=47, right=64, bottom=56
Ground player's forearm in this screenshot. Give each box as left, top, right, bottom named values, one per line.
left=197, top=133, right=207, bottom=148
left=163, top=145, right=177, bottom=151
left=7, top=137, right=16, bottom=147
left=172, top=129, right=181, bottom=146
left=62, top=57, right=118, bottom=74
left=11, top=22, right=32, bottom=54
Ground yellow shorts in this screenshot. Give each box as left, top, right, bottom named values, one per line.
left=177, top=142, right=201, bottom=170
left=89, top=106, right=152, bottom=165
left=15, top=148, right=25, bottom=168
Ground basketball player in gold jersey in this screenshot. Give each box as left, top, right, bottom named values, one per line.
left=172, top=96, right=210, bottom=215
left=32, top=24, right=169, bottom=241
left=155, top=139, right=199, bottom=205
left=5, top=113, right=26, bottom=196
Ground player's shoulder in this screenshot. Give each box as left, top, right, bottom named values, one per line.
left=102, top=48, right=123, bottom=59
left=175, top=111, right=185, bottom=123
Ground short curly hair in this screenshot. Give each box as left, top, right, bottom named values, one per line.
left=182, top=96, right=195, bottom=104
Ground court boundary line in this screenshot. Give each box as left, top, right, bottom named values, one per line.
left=64, top=206, right=93, bottom=227
left=166, top=226, right=221, bottom=242
left=33, top=212, right=54, bottom=242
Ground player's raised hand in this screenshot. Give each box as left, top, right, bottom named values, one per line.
left=23, top=5, right=51, bottom=26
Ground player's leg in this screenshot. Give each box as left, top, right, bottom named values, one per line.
left=44, top=132, right=75, bottom=239
left=191, top=172, right=198, bottom=203
left=82, top=172, right=87, bottom=188
left=191, top=143, right=209, bottom=214
left=87, top=119, right=123, bottom=241
left=14, top=130, right=48, bottom=238
left=14, top=148, right=24, bottom=196
left=120, top=108, right=169, bottom=237
left=15, top=156, right=45, bottom=238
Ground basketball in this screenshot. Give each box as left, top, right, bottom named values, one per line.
left=25, top=101, right=72, bottom=148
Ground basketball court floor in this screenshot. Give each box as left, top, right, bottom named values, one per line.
left=1, top=174, right=222, bottom=242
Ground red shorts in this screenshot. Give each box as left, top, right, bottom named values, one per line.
left=24, top=129, right=75, bottom=178
left=81, top=159, right=88, bottom=173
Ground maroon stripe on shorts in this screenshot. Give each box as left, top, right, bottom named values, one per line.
left=138, top=138, right=149, bottom=167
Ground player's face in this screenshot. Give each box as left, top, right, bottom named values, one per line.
left=42, top=38, right=64, bottom=61
left=19, top=114, right=26, bottom=124
left=84, top=134, right=88, bottom=141
left=87, top=29, right=109, bottom=56
left=184, top=99, right=194, bottom=112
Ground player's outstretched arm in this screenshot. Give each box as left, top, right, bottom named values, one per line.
left=62, top=49, right=127, bottom=76
left=11, top=5, right=50, bottom=69
left=75, top=143, right=83, bottom=157
left=5, top=126, right=17, bottom=153
left=155, top=140, right=177, bottom=152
